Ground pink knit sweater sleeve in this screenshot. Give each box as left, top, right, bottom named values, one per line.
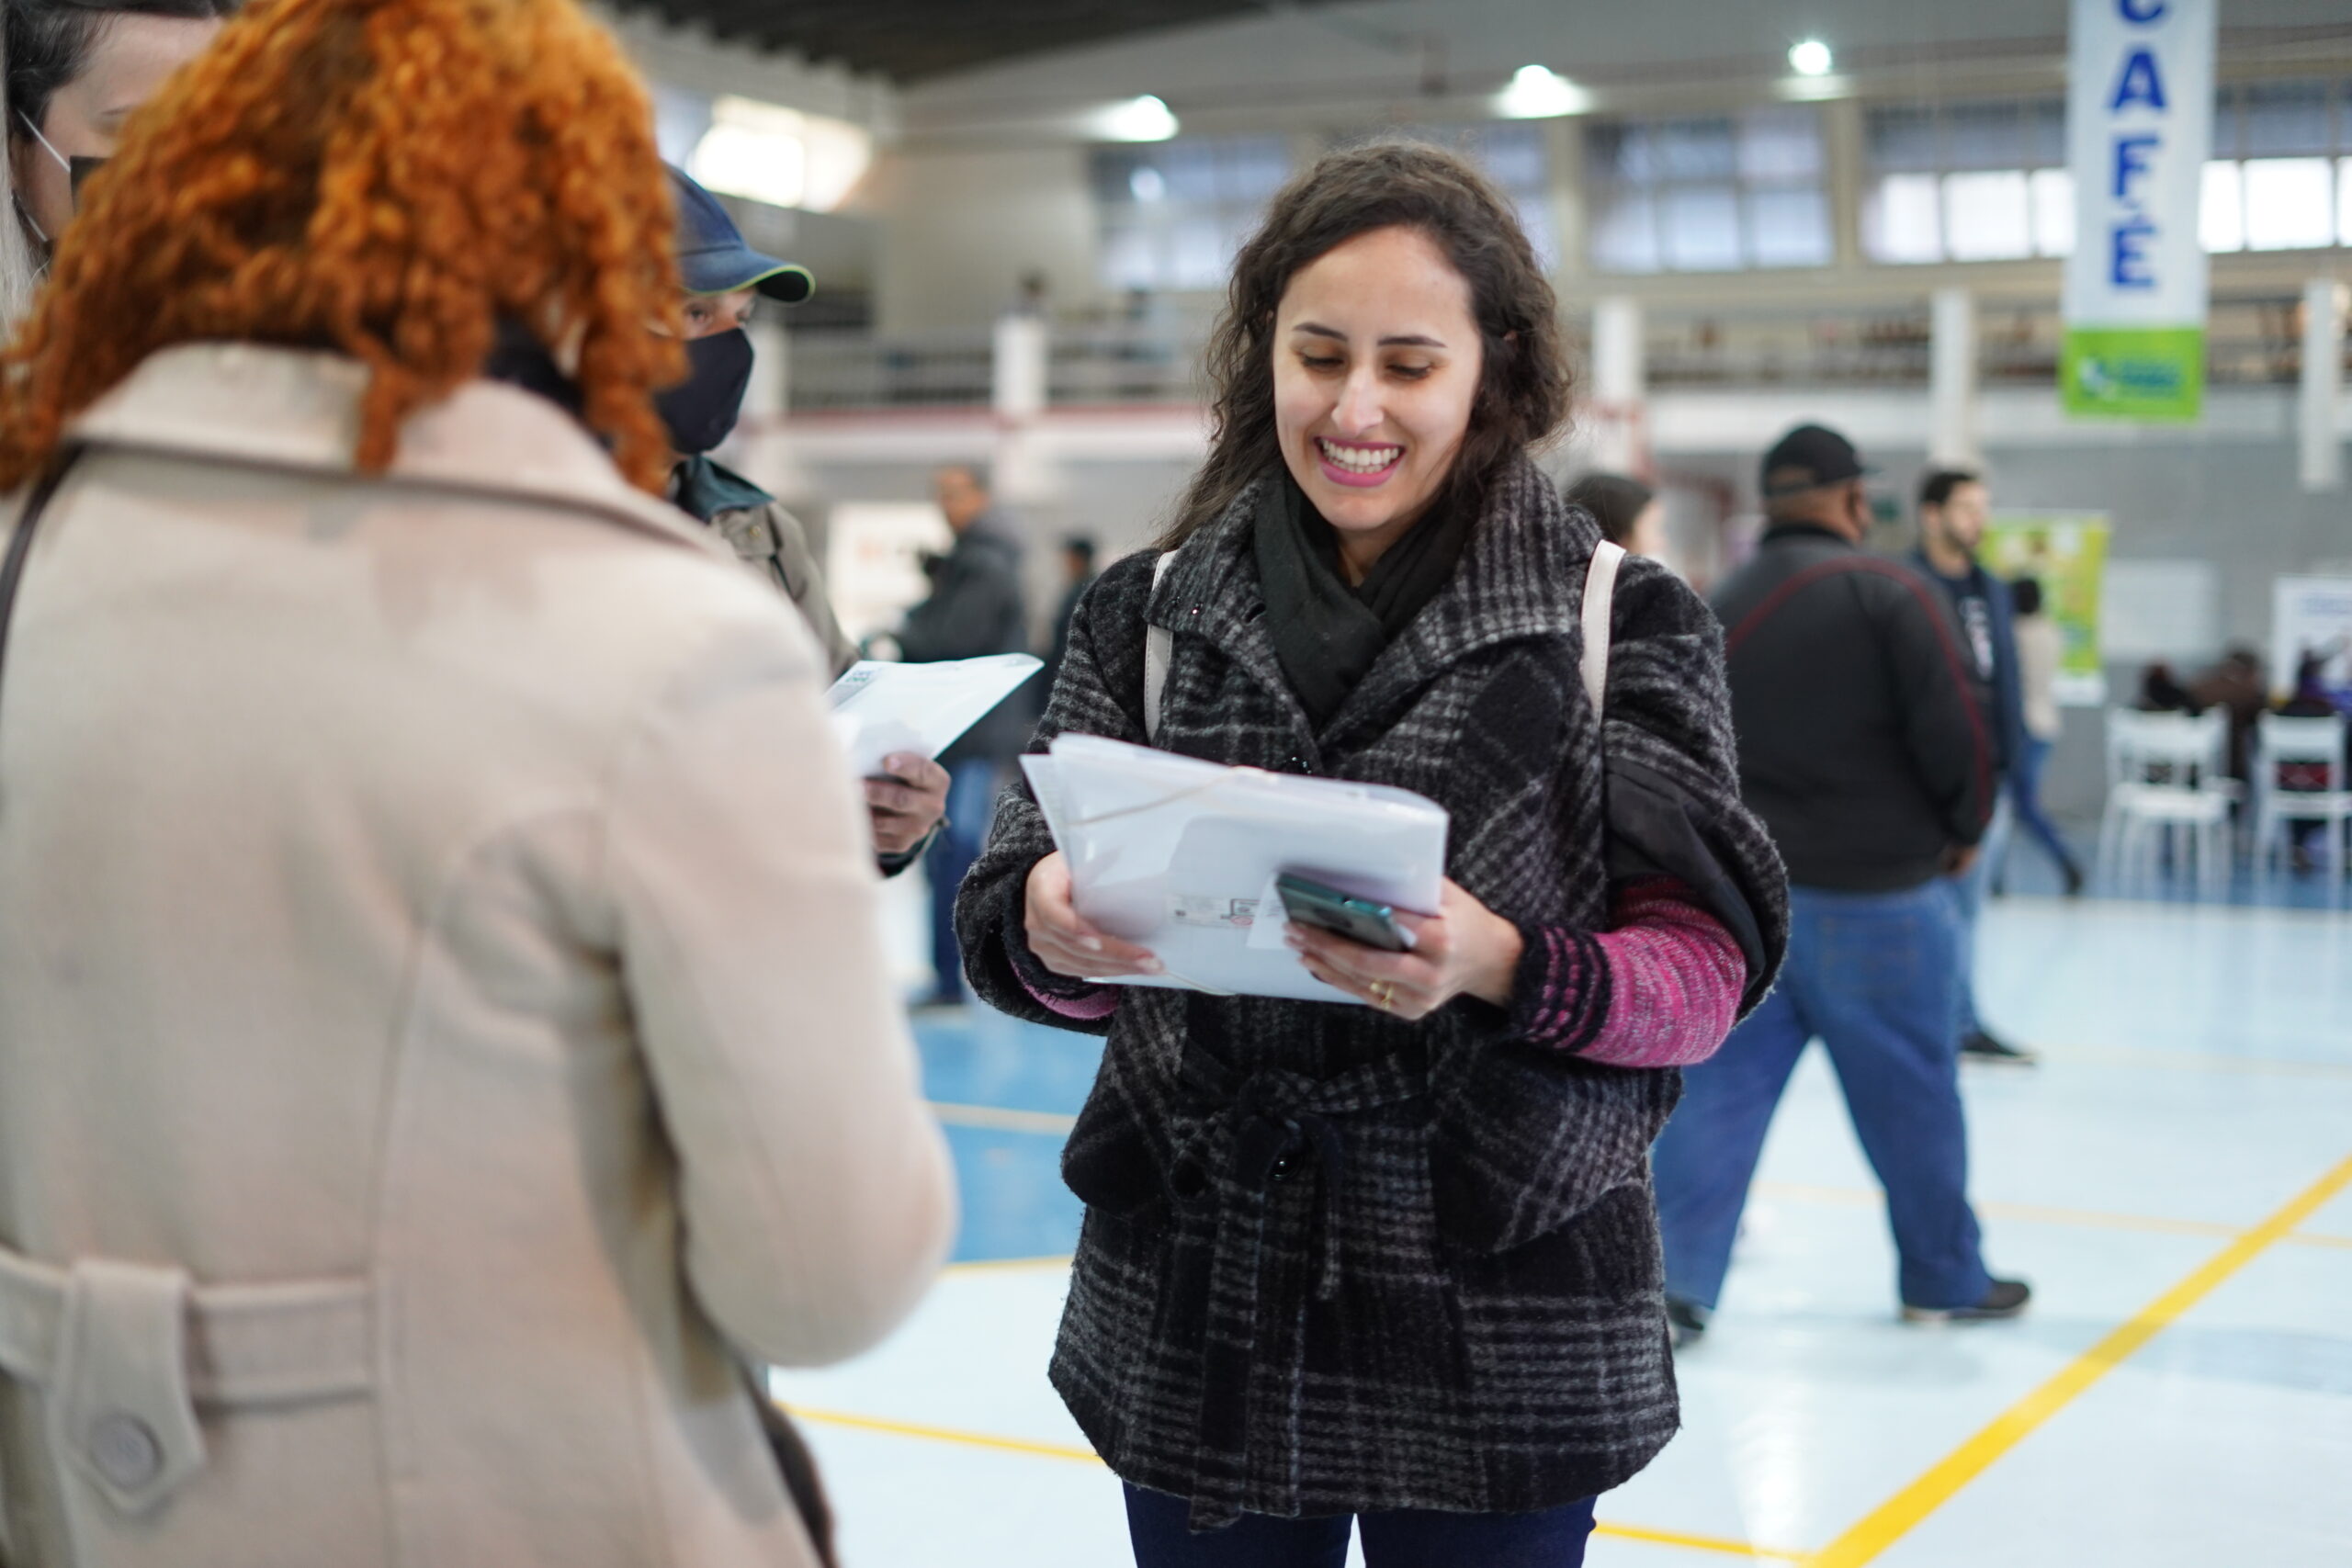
left=1509, top=879, right=1747, bottom=1068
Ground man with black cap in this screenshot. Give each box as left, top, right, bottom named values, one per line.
left=1650, top=423, right=2028, bottom=1342
left=656, top=164, right=949, bottom=872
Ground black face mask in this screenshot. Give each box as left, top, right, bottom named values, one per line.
left=655, top=329, right=754, bottom=455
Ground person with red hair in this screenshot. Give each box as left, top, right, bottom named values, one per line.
left=0, top=1, right=953, bottom=1563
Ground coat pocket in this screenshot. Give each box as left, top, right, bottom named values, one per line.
left=1428, top=1034, right=1680, bottom=1255
left=1059, top=1053, right=1181, bottom=1235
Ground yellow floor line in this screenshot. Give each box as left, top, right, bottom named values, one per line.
left=942, top=1253, right=1073, bottom=1275
left=1805, top=1148, right=2352, bottom=1568
left=784, top=1404, right=1794, bottom=1560
left=930, top=1100, right=1080, bottom=1135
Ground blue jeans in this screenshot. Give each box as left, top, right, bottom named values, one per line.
left=2006, top=738, right=2080, bottom=882
left=1942, top=795, right=2008, bottom=1042
left=925, top=759, right=1001, bottom=1002
left=1652, top=882, right=1992, bottom=1313
left=1124, top=1485, right=1596, bottom=1568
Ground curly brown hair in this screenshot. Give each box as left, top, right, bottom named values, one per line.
left=0, top=0, right=684, bottom=491
left=1156, top=139, right=1572, bottom=548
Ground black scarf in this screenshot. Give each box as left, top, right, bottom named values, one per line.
left=1252, top=471, right=1476, bottom=730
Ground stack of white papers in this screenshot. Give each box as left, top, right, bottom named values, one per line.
left=1022, top=733, right=1449, bottom=1004
left=826, top=654, right=1041, bottom=777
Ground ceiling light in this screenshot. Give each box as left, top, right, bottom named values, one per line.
left=1097, top=94, right=1179, bottom=143
left=1498, top=63, right=1590, bottom=119
left=690, top=96, right=874, bottom=213
left=1788, top=39, right=1833, bottom=77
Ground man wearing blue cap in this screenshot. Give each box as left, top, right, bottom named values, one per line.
left=659, top=164, right=949, bottom=871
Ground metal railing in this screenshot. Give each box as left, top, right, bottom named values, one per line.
left=781, top=296, right=2336, bottom=412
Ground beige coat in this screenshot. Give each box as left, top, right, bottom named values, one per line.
left=0, top=345, right=955, bottom=1567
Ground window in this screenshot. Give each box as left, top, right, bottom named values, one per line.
left=2203, top=79, right=2352, bottom=253
left=1869, top=81, right=2352, bottom=264
left=1344, top=125, right=1559, bottom=270
left=1862, top=97, right=2071, bottom=264
left=1092, top=137, right=1291, bottom=292
left=1586, top=108, right=1830, bottom=273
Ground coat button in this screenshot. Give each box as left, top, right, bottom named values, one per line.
left=87, top=1413, right=162, bottom=1491
left=1270, top=1152, right=1298, bottom=1184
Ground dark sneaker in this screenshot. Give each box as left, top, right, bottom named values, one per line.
left=1961, top=1029, right=2039, bottom=1066
left=1903, top=1278, right=2031, bottom=1324
left=1665, top=1295, right=1709, bottom=1348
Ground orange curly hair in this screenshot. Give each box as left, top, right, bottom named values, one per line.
left=0, top=0, right=684, bottom=492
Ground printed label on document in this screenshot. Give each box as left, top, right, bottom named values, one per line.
left=1170, top=895, right=1258, bottom=931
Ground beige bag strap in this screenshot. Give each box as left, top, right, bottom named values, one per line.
left=1582, top=539, right=1626, bottom=716
left=1144, top=550, right=1177, bottom=741
left=1144, top=539, right=1624, bottom=742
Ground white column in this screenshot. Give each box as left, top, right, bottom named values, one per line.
left=2300, top=277, right=2346, bottom=493
left=746, top=317, right=788, bottom=423
left=1588, top=296, right=1647, bottom=475
left=991, top=311, right=1049, bottom=424
left=1928, top=287, right=1979, bottom=468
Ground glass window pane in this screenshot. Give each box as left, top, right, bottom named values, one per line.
left=1476, top=125, right=1548, bottom=193
left=2030, top=167, right=2075, bottom=256
left=2210, top=87, right=2244, bottom=162
left=1515, top=204, right=1561, bottom=274
left=1661, top=185, right=1743, bottom=270
left=2243, top=156, right=2337, bottom=249
left=1589, top=189, right=1661, bottom=273
left=1657, top=118, right=1737, bottom=180
left=1944, top=101, right=2025, bottom=170
left=1219, top=138, right=1291, bottom=203
left=1167, top=217, right=1227, bottom=289
left=1092, top=149, right=1145, bottom=205
left=1738, top=107, right=1823, bottom=181
left=1865, top=173, right=1944, bottom=263
left=1100, top=220, right=1159, bottom=290
left=1866, top=107, right=1939, bottom=172
left=2200, top=160, right=2245, bottom=252
left=1159, top=142, right=1220, bottom=202
left=1747, top=186, right=1832, bottom=267
left=2242, top=81, right=2332, bottom=157
left=1586, top=122, right=1655, bottom=185
left=2341, top=157, right=2352, bottom=246
left=1942, top=170, right=2032, bottom=261
left=2026, top=99, right=2068, bottom=169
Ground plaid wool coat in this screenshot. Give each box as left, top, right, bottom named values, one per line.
left=956, top=457, right=1787, bottom=1527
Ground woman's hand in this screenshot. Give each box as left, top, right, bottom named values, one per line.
left=1023, top=852, right=1164, bottom=980
left=865, top=752, right=950, bottom=858
left=1286, top=877, right=1522, bottom=1021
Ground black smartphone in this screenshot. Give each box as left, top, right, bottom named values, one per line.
left=1275, top=873, right=1416, bottom=953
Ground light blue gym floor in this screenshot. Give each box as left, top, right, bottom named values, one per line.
left=773, top=875, right=2352, bottom=1566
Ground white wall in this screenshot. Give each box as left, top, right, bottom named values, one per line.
left=864, top=145, right=1100, bottom=335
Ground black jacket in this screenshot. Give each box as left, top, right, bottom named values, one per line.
left=955, top=460, right=1786, bottom=1528
left=1712, top=525, right=1994, bottom=892
left=898, top=509, right=1030, bottom=764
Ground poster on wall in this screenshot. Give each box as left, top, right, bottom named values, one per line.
left=2060, top=0, right=2215, bottom=423
left=2271, top=577, right=2352, bottom=713
left=1984, top=513, right=2111, bottom=705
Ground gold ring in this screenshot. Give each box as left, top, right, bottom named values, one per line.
left=1373, top=981, right=1394, bottom=1012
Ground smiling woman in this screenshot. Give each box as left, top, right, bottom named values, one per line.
left=953, top=139, right=1790, bottom=1567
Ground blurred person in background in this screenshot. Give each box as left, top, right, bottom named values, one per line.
left=899, top=461, right=1029, bottom=1008
left=657, top=163, right=949, bottom=872
left=1043, top=531, right=1098, bottom=687
left=1913, top=468, right=2036, bottom=1066
left=5, top=0, right=229, bottom=318
left=2003, top=578, right=2086, bottom=896
left=956, top=141, right=1785, bottom=1564
left=0, top=0, right=953, bottom=1562
left=1563, top=469, right=1667, bottom=558
left=1652, top=424, right=2027, bottom=1344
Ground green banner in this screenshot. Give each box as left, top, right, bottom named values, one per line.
left=2060, top=327, right=2204, bottom=423
left=1984, top=513, right=2111, bottom=705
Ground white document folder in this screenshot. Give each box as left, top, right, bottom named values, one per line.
left=826, top=654, right=1042, bottom=776
left=1021, top=733, right=1449, bottom=1004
